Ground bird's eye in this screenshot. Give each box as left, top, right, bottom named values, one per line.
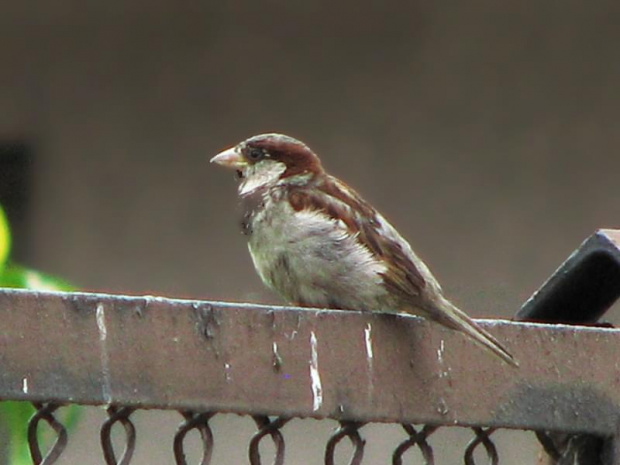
left=247, top=147, right=266, bottom=162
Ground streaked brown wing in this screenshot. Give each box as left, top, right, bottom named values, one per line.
left=287, top=175, right=427, bottom=302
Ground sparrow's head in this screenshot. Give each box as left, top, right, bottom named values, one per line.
left=211, top=134, right=324, bottom=195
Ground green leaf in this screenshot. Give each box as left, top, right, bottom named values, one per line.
left=0, top=402, right=35, bottom=464
left=0, top=264, right=74, bottom=291
left=0, top=206, right=10, bottom=269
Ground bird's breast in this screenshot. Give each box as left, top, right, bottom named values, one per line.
left=245, top=196, right=389, bottom=310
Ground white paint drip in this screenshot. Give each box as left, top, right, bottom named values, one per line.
left=96, top=303, right=112, bottom=404
left=364, top=323, right=374, bottom=400
left=22, top=377, right=28, bottom=394
left=436, top=339, right=451, bottom=415
left=309, top=331, right=323, bottom=412
left=437, top=339, right=444, bottom=365
left=437, top=339, right=449, bottom=379
left=364, top=324, right=373, bottom=360
left=224, top=363, right=232, bottom=382
left=96, top=303, right=107, bottom=340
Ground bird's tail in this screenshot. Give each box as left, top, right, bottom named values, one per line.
left=431, top=298, right=518, bottom=367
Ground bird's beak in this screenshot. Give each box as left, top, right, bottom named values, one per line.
left=210, top=146, right=247, bottom=169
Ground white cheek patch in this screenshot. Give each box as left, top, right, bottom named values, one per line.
left=240, top=160, right=287, bottom=196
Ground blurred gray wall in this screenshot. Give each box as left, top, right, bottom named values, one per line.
left=0, top=1, right=619, bottom=463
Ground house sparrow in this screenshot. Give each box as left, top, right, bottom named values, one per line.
left=211, top=134, right=517, bottom=366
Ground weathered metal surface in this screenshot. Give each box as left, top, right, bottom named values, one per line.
left=517, top=229, right=620, bottom=323
left=0, top=288, right=619, bottom=436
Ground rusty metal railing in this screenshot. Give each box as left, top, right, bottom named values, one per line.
left=1, top=229, right=619, bottom=464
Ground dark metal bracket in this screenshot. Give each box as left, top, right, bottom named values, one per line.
left=516, top=229, right=620, bottom=324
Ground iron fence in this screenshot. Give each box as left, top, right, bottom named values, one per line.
left=1, top=229, right=619, bottom=464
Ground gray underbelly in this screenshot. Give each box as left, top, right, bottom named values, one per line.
left=248, top=216, right=388, bottom=310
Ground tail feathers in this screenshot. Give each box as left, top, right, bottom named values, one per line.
left=432, top=298, right=519, bottom=367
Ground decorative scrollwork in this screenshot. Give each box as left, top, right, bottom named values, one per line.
left=18, top=400, right=555, bottom=465
left=464, top=427, right=498, bottom=465
left=325, top=421, right=366, bottom=465
left=27, top=402, right=68, bottom=465
left=173, top=410, right=215, bottom=465
left=248, top=415, right=290, bottom=465
left=392, top=424, right=437, bottom=465
left=100, top=406, right=136, bottom=465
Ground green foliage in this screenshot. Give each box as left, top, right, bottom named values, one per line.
left=0, top=402, right=34, bottom=464
left=0, top=206, right=80, bottom=463
left=0, top=264, right=74, bottom=291
left=0, top=206, right=10, bottom=269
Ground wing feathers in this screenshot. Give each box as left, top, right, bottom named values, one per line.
left=288, top=176, right=427, bottom=299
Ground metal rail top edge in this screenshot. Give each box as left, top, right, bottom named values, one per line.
left=0, top=288, right=618, bottom=435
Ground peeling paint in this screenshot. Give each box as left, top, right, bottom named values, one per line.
left=437, top=397, right=449, bottom=415
left=96, top=303, right=112, bottom=404
left=224, top=362, right=232, bottom=382
left=309, top=331, right=323, bottom=412
left=272, top=341, right=283, bottom=371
